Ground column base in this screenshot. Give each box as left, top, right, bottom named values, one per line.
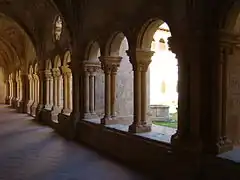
left=17, top=101, right=26, bottom=113
left=35, top=104, right=45, bottom=122
left=216, top=137, right=233, bottom=154
left=5, top=97, right=10, bottom=105
left=44, top=104, right=53, bottom=111
left=128, top=123, right=152, bottom=133
left=31, top=103, right=38, bottom=117
left=101, top=115, right=119, bottom=125
left=171, top=132, right=202, bottom=154
left=62, top=108, right=72, bottom=116
left=51, top=106, right=61, bottom=123
left=27, top=100, right=33, bottom=114
left=11, top=98, right=17, bottom=108
left=83, top=112, right=99, bottom=120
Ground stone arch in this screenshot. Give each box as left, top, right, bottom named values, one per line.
left=29, top=65, right=34, bottom=75
left=34, top=63, right=38, bottom=74
left=137, top=19, right=171, bottom=50
left=221, top=1, right=240, bottom=32
left=85, top=41, right=101, bottom=61
left=63, top=50, right=71, bottom=66
left=53, top=55, right=61, bottom=68
left=46, top=59, right=52, bottom=70
left=105, top=32, right=129, bottom=56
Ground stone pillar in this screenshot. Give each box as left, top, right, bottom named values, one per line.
left=44, top=70, right=52, bottom=110
left=11, top=75, right=17, bottom=108
left=36, top=70, right=46, bottom=121
left=51, top=68, right=62, bottom=122
left=82, top=61, right=101, bottom=119
left=83, top=68, right=90, bottom=118
left=99, top=56, right=121, bottom=125
left=68, top=72, right=73, bottom=111
left=214, top=43, right=233, bottom=152
left=5, top=80, right=10, bottom=104
left=128, top=49, right=154, bottom=133
left=18, top=74, right=29, bottom=113
left=31, top=74, right=39, bottom=116
left=27, top=74, right=33, bottom=114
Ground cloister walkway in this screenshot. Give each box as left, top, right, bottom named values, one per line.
left=0, top=104, right=148, bottom=180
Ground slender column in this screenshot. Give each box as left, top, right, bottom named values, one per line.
left=19, top=74, right=29, bottom=113
left=49, top=75, right=53, bottom=107
left=89, top=72, right=95, bottom=113
left=110, top=67, right=117, bottom=118
left=84, top=69, right=90, bottom=118
left=218, top=45, right=233, bottom=151
left=128, top=49, right=154, bottom=133
left=57, top=75, right=62, bottom=108
left=63, top=73, right=68, bottom=111
left=61, top=65, right=73, bottom=115
left=82, top=61, right=101, bottom=119
left=141, top=65, right=148, bottom=125
left=68, top=72, right=73, bottom=111
left=44, top=70, right=51, bottom=109
left=5, top=80, right=9, bottom=104
left=99, top=56, right=121, bottom=124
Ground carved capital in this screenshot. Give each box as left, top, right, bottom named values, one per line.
left=99, top=56, right=122, bottom=74
left=52, top=68, right=61, bottom=78
left=44, top=70, right=52, bottom=79
left=132, top=62, right=150, bottom=72
left=83, top=61, right=101, bottom=74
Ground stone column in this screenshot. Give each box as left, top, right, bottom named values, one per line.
left=31, top=74, right=39, bottom=116
left=44, top=70, right=52, bottom=109
left=89, top=71, right=96, bottom=114
left=128, top=49, right=154, bottom=133
left=36, top=70, right=46, bottom=121
left=99, top=56, right=121, bottom=125
left=5, top=80, right=10, bottom=104
left=19, top=74, right=29, bottom=113
left=68, top=72, right=73, bottom=111
left=82, top=61, right=101, bottom=119
left=83, top=67, right=90, bottom=118
left=61, top=66, right=70, bottom=114
left=215, top=44, right=233, bottom=152
left=51, top=68, right=61, bottom=122
left=27, top=75, right=33, bottom=114
left=49, top=75, right=53, bottom=108
left=11, top=75, right=17, bottom=108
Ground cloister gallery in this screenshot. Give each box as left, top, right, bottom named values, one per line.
left=0, top=0, right=240, bottom=178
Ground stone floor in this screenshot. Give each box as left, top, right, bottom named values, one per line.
left=0, top=104, right=149, bottom=180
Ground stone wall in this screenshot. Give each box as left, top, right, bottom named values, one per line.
left=0, top=67, right=5, bottom=103
left=226, top=49, right=240, bottom=145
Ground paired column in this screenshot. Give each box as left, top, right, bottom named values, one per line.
left=5, top=80, right=10, bottom=104
left=61, top=66, right=73, bottom=115
left=215, top=43, right=233, bottom=152
left=44, top=70, right=52, bottom=110
left=19, top=74, right=29, bottom=113
left=99, top=56, right=122, bottom=125
left=51, top=68, right=62, bottom=114
left=31, top=74, right=39, bottom=116
left=128, top=49, right=154, bottom=133
left=82, top=61, right=101, bottom=119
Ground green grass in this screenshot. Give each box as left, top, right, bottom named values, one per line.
left=153, top=121, right=177, bottom=128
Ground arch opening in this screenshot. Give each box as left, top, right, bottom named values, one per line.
left=138, top=20, right=178, bottom=142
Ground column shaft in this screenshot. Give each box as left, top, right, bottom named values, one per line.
left=110, top=72, right=116, bottom=117
left=89, top=73, right=95, bottom=113
left=104, top=71, right=111, bottom=118
left=141, top=69, right=147, bottom=125
left=84, top=71, right=90, bottom=115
